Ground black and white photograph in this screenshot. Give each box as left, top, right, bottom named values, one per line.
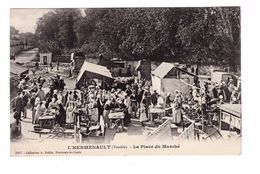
left=10, top=7, right=241, bottom=156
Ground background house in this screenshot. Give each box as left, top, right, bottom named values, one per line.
left=39, top=49, right=52, bottom=65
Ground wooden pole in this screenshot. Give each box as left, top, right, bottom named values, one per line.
left=201, top=95, right=204, bottom=134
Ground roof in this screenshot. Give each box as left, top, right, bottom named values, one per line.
left=10, top=63, right=28, bottom=75
left=77, top=61, right=113, bottom=82
left=152, top=62, right=175, bottom=79
left=152, top=62, right=196, bottom=79
left=218, top=104, right=241, bottom=118
left=39, top=47, right=51, bottom=53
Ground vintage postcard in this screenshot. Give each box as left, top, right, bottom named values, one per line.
left=10, top=7, right=241, bottom=156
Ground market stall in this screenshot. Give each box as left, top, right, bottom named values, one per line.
left=76, top=61, right=114, bottom=88
left=108, top=111, right=125, bottom=129
left=218, top=104, right=241, bottom=139
left=151, top=62, right=195, bottom=97
left=148, top=107, right=165, bottom=121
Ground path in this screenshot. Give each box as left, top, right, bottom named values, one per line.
left=15, top=48, right=38, bottom=64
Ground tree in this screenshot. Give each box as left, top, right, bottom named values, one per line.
left=10, top=26, right=19, bottom=35
left=56, top=9, right=81, bottom=50
left=175, top=7, right=240, bottom=70
left=35, top=9, right=81, bottom=54
left=34, top=7, right=240, bottom=70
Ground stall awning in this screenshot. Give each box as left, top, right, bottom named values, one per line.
left=218, top=104, right=241, bottom=118
left=77, top=61, right=114, bottom=85
left=152, top=62, right=175, bottom=79
left=10, top=63, right=28, bottom=76
left=152, top=62, right=196, bottom=79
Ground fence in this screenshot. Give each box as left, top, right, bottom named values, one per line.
left=146, top=119, right=172, bottom=141
left=176, top=121, right=196, bottom=141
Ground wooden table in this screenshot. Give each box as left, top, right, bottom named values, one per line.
left=39, top=115, right=56, bottom=129
left=108, top=112, right=125, bottom=129
left=148, top=108, right=165, bottom=121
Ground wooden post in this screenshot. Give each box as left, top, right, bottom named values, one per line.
left=201, top=95, right=204, bottom=133
left=219, top=110, right=222, bottom=130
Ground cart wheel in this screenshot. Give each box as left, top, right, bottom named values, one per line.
left=55, top=131, right=64, bottom=138
left=53, top=127, right=65, bottom=138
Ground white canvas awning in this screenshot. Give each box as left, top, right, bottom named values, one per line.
left=76, top=61, right=114, bottom=86
left=152, top=62, right=175, bottom=79
left=10, top=63, right=28, bottom=76
left=152, top=62, right=196, bottom=79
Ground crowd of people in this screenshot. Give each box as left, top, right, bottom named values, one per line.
left=11, top=74, right=156, bottom=132
left=11, top=74, right=66, bottom=124
left=179, top=77, right=242, bottom=131
left=11, top=66, right=241, bottom=139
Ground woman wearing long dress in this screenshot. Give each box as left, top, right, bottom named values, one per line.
left=103, top=100, right=111, bottom=128
left=139, top=101, right=148, bottom=126
left=96, top=94, right=104, bottom=121
left=124, top=96, right=131, bottom=116
left=172, top=97, right=182, bottom=125
left=56, top=103, right=66, bottom=127
left=35, top=102, right=46, bottom=124
left=66, top=102, right=75, bottom=124
left=116, top=98, right=131, bottom=126
left=130, top=91, right=138, bottom=118
left=31, top=96, right=40, bottom=124
left=165, top=93, right=172, bottom=108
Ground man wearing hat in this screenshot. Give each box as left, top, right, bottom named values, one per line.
left=151, top=90, right=158, bottom=106
left=210, top=82, right=219, bottom=99
left=29, top=93, right=37, bottom=123
left=58, top=77, right=66, bottom=91
left=37, top=85, right=45, bottom=101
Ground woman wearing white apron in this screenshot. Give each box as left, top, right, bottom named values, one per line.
left=66, top=102, right=75, bottom=126
left=172, top=97, right=182, bottom=124
left=139, top=101, right=148, bottom=126
left=35, top=101, right=46, bottom=124
left=124, top=96, right=131, bottom=116
left=32, top=97, right=40, bottom=124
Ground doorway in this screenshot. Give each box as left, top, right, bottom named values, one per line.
left=43, top=56, right=47, bottom=65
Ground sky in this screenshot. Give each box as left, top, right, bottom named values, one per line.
left=10, top=8, right=85, bottom=34
left=10, top=9, right=52, bottom=33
